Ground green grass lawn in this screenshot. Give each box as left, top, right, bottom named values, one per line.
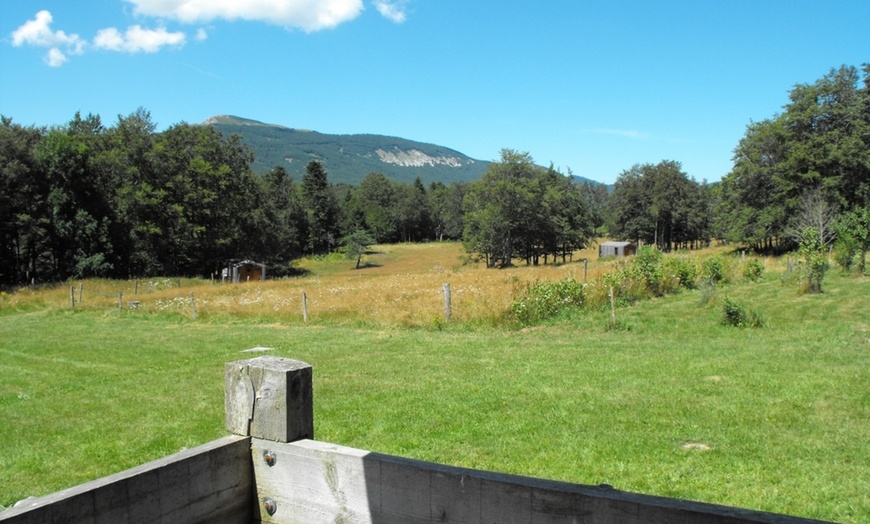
left=1, top=269, right=868, bottom=522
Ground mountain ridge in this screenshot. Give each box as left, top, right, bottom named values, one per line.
left=204, top=115, right=603, bottom=187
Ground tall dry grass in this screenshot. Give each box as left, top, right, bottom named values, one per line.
left=3, top=242, right=624, bottom=327
left=2, top=241, right=771, bottom=327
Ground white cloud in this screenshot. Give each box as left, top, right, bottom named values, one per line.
left=585, top=128, right=650, bottom=140
left=45, top=47, right=68, bottom=67
left=11, top=10, right=85, bottom=66
left=196, top=28, right=209, bottom=41
left=124, top=0, right=365, bottom=32
left=94, top=25, right=186, bottom=53
left=373, top=0, right=409, bottom=23
left=93, top=28, right=125, bottom=51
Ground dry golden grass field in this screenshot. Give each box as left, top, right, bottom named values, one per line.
left=5, top=241, right=665, bottom=326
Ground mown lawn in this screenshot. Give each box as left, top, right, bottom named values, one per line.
left=0, top=247, right=868, bottom=522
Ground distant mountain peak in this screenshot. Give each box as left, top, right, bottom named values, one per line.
left=205, top=116, right=489, bottom=185
left=205, top=115, right=606, bottom=187
left=202, top=115, right=291, bottom=129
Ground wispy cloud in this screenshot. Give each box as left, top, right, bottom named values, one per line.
left=93, top=26, right=186, bottom=53
left=584, top=128, right=651, bottom=140
left=11, top=10, right=85, bottom=67
left=124, top=0, right=365, bottom=32
left=182, top=62, right=220, bottom=79
left=373, top=0, right=410, bottom=23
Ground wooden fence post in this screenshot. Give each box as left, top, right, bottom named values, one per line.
left=225, top=356, right=313, bottom=443
left=78, top=282, right=83, bottom=304
left=190, top=292, right=197, bottom=320
left=609, top=286, right=616, bottom=326
left=301, top=291, right=309, bottom=323
left=70, top=286, right=75, bottom=308
left=443, top=283, right=452, bottom=322
left=118, top=292, right=123, bottom=311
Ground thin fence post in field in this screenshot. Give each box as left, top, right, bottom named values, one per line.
left=302, top=291, right=309, bottom=323
left=609, top=285, right=616, bottom=326
left=118, top=291, right=123, bottom=311
left=78, top=282, right=83, bottom=304
left=190, top=292, right=197, bottom=320
left=177, top=278, right=181, bottom=288
left=584, top=259, right=588, bottom=282
left=70, top=286, right=75, bottom=308
left=443, top=283, right=452, bottom=322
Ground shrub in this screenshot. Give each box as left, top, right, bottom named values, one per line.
left=602, top=265, right=648, bottom=306
left=798, top=227, right=829, bottom=294
left=663, top=256, right=699, bottom=289
left=721, top=296, right=765, bottom=328
left=631, top=247, right=665, bottom=295
left=833, top=238, right=858, bottom=273
left=508, top=278, right=585, bottom=325
left=701, top=255, right=729, bottom=285
left=742, top=258, right=765, bottom=282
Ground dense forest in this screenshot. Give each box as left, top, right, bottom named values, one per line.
left=1, top=64, right=868, bottom=286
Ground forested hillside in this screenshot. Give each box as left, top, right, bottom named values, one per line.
left=1, top=64, right=867, bottom=286
left=205, top=115, right=489, bottom=185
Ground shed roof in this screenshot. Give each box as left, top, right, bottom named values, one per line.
left=600, top=241, right=635, bottom=247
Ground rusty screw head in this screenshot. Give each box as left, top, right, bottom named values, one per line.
left=263, top=497, right=277, bottom=515
left=263, top=449, right=276, bottom=466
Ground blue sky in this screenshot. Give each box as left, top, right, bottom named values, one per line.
left=1, top=1, right=868, bottom=184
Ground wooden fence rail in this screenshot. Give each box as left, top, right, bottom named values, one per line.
left=1, top=356, right=835, bottom=524
left=0, top=436, right=252, bottom=524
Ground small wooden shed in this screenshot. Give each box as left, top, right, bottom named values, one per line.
left=230, top=260, right=266, bottom=282
left=599, top=241, right=637, bottom=258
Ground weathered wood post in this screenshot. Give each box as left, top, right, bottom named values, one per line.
left=78, top=282, right=83, bottom=304
left=69, top=286, right=75, bottom=308
left=225, top=356, right=314, bottom=522
left=301, top=291, right=309, bottom=323
left=442, top=282, right=452, bottom=322
left=609, top=285, right=616, bottom=326
left=225, top=356, right=313, bottom=443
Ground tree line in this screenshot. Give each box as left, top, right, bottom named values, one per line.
left=0, top=105, right=613, bottom=287
left=713, top=64, right=870, bottom=269
left=0, top=109, right=597, bottom=285
left=715, top=64, right=870, bottom=255
left=2, top=64, right=867, bottom=286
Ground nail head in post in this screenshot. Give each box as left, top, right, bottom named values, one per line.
left=263, top=497, right=277, bottom=516
left=263, top=449, right=276, bottom=466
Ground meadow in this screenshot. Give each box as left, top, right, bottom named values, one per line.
left=0, top=242, right=867, bottom=523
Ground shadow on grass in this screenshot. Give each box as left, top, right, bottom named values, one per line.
left=354, top=262, right=382, bottom=270
left=269, top=266, right=311, bottom=278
